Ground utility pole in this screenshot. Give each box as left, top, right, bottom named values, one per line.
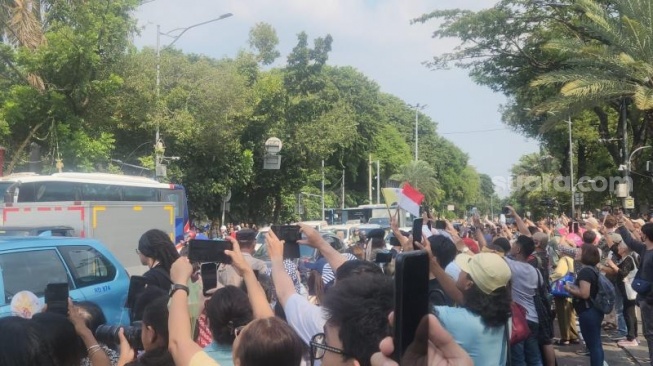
left=622, top=99, right=629, bottom=215
left=341, top=169, right=345, bottom=209
left=408, top=103, right=427, bottom=161
left=568, top=117, right=575, bottom=219
left=376, top=160, right=380, bottom=205
left=368, top=154, right=373, bottom=204
left=321, top=160, right=325, bottom=222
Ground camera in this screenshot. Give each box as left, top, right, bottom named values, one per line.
left=95, top=323, right=143, bottom=351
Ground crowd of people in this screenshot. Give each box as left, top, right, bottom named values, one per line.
left=2, top=204, right=653, bottom=366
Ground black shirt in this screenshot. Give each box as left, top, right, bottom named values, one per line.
left=142, top=265, right=172, bottom=292
left=573, top=267, right=598, bottom=314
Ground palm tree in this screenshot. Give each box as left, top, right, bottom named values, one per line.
left=390, top=160, right=441, bottom=204
left=532, top=0, right=653, bottom=122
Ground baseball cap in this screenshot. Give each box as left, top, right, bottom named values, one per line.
left=455, top=252, right=512, bottom=295
left=236, top=229, right=257, bottom=242
left=633, top=219, right=646, bottom=226
left=462, top=237, right=480, bottom=254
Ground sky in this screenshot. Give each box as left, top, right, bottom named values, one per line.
left=133, top=0, right=539, bottom=197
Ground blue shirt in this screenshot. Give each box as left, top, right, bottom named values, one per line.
left=435, top=306, right=507, bottom=366
left=203, top=342, right=234, bottom=366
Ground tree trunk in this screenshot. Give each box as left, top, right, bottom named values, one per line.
left=272, top=192, right=282, bottom=223
left=6, top=122, right=45, bottom=175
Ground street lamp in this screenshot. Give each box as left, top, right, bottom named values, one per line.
left=622, top=145, right=652, bottom=213
left=408, top=103, right=427, bottom=161
left=154, top=13, right=233, bottom=179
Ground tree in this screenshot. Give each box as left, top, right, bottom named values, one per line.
left=390, top=160, right=442, bottom=205
left=248, top=22, right=281, bottom=65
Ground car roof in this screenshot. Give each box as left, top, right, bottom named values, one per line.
left=0, top=237, right=105, bottom=251
left=0, top=226, right=74, bottom=231
left=355, top=224, right=382, bottom=229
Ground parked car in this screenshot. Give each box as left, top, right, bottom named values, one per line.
left=0, top=237, right=130, bottom=325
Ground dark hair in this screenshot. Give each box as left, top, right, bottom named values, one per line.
left=582, top=230, right=597, bottom=244
left=0, top=317, right=57, bottom=366
left=206, top=286, right=253, bottom=346
left=642, top=223, right=653, bottom=242
left=371, top=237, right=385, bottom=250
left=322, top=273, right=393, bottom=366
left=138, top=229, right=180, bottom=271
left=528, top=226, right=539, bottom=235
left=308, top=270, right=326, bottom=305
left=428, top=236, right=457, bottom=269
left=75, top=301, right=107, bottom=333
left=515, top=235, right=535, bottom=257
left=581, top=244, right=601, bottom=266
left=129, top=296, right=174, bottom=366
left=335, top=260, right=383, bottom=281
left=604, top=215, right=617, bottom=229
left=32, top=312, right=83, bottom=366
left=132, top=286, right=167, bottom=322
left=462, top=280, right=511, bottom=327
left=239, top=273, right=274, bottom=304
left=491, top=237, right=511, bottom=254
left=234, top=317, right=303, bottom=366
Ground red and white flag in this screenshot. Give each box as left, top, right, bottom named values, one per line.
left=398, top=183, right=424, bottom=217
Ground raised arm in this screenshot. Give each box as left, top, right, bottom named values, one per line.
left=266, top=230, right=297, bottom=307
left=299, top=224, right=346, bottom=271
left=507, top=206, right=530, bottom=237
left=225, top=238, right=274, bottom=319
left=472, top=215, right=487, bottom=250
left=168, top=257, right=220, bottom=366
left=417, top=240, right=463, bottom=305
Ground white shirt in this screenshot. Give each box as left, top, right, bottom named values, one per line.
left=284, top=293, right=327, bottom=345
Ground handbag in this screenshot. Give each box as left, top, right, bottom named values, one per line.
left=632, top=254, right=651, bottom=295
left=624, top=254, right=638, bottom=301
left=510, top=302, right=530, bottom=345
left=551, top=270, right=575, bottom=298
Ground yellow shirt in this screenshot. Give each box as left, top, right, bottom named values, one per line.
left=190, top=351, right=221, bottom=366
left=550, top=256, right=573, bottom=282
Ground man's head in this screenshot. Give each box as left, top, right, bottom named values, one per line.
left=511, top=235, right=535, bottom=259
left=428, top=235, right=457, bottom=269
left=642, top=223, right=653, bottom=243
left=532, top=232, right=549, bottom=250
left=366, top=229, right=386, bottom=250
left=582, top=230, right=597, bottom=245
left=454, top=252, right=511, bottom=295
left=584, top=217, right=599, bottom=231
left=490, top=237, right=511, bottom=255
left=334, top=260, right=382, bottom=282
left=604, top=215, right=618, bottom=229
left=320, top=273, right=393, bottom=366
left=236, top=229, right=257, bottom=252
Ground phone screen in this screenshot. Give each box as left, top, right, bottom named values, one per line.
left=188, top=239, right=233, bottom=263
left=271, top=225, right=302, bottom=259
left=412, top=218, right=423, bottom=246
left=434, top=220, right=446, bottom=230
left=45, top=283, right=69, bottom=315
left=125, top=276, right=147, bottom=309
left=393, top=251, right=429, bottom=361
left=201, top=263, right=218, bottom=296
left=375, top=252, right=393, bottom=264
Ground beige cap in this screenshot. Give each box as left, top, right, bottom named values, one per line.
left=607, top=232, right=623, bottom=245
left=633, top=219, right=646, bottom=226
left=455, top=252, right=512, bottom=295
left=584, top=217, right=599, bottom=229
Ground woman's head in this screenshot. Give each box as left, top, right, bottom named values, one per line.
left=0, top=317, right=56, bottom=366
left=232, top=317, right=303, bottom=366
left=141, top=295, right=170, bottom=352
left=581, top=244, right=601, bottom=266
left=137, top=229, right=180, bottom=270
left=206, top=286, right=253, bottom=346
left=32, top=312, right=83, bottom=366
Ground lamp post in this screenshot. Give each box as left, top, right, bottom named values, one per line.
left=408, top=103, right=427, bottom=161
left=154, top=13, right=233, bottom=179
left=567, top=117, right=576, bottom=218
left=624, top=146, right=652, bottom=214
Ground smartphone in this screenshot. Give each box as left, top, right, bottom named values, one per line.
left=434, top=220, right=447, bottom=230
left=271, top=225, right=301, bottom=242
left=393, top=251, right=429, bottom=362
left=375, top=252, right=393, bottom=264
left=125, top=276, right=147, bottom=309
left=271, top=225, right=302, bottom=259
left=201, top=263, right=218, bottom=296
left=44, top=283, right=69, bottom=316
left=412, top=218, right=423, bottom=246
left=187, top=239, right=232, bottom=263
left=502, top=206, right=510, bottom=215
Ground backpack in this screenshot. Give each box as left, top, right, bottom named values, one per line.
left=590, top=267, right=616, bottom=314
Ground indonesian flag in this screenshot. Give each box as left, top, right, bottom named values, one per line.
left=398, top=183, right=424, bottom=217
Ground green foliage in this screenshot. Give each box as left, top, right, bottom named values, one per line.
left=248, top=22, right=281, bottom=66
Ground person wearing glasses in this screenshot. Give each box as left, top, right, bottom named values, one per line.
left=310, top=272, right=393, bottom=366
left=168, top=240, right=303, bottom=366
left=137, top=229, right=180, bottom=291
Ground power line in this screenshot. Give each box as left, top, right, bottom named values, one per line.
left=440, top=128, right=508, bottom=135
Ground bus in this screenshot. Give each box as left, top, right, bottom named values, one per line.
left=0, top=173, right=189, bottom=242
